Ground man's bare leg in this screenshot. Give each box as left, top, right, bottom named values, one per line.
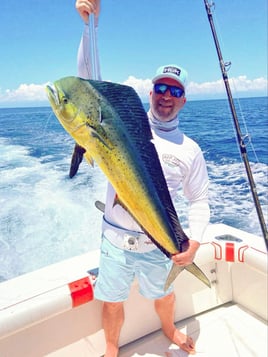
left=154, top=292, right=196, bottom=355
left=102, top=301, right=124, bottom=357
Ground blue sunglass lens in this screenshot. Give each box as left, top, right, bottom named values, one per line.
left=154, top=84, right=168, bottom=94
left=170, top=87, right=184, bottom=98
left=154, top=84, right=184, bottom=98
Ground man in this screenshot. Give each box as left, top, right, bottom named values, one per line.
left=75, top=1, right=210, bottom=356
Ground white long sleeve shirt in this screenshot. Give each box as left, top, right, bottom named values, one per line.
left=77, top=24, right=210, bottom=243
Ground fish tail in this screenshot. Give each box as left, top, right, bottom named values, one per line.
left=185, top=262, right=211, bottom=288
left=164, top=264, right=184, bottom=291
left=164, top=262, right=211, bottom=291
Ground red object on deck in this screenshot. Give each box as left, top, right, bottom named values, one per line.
left=68, top=277, right=94, bottom=307
left=225, top=242, right=235, bottom=262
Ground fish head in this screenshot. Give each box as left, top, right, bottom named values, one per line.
left=46, top=80, right=79, bottom=125
left=46, top=76, right=106, bottom=142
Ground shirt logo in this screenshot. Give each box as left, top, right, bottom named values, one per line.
left=163, top=66, right=181, bottom=77
left=162, top=154, right=181, bottom=167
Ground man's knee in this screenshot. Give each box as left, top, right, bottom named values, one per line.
left=155, top=292, right=175, bottom=304
left=103, top=301, right=124, bottom=314
left=154, top=292, right=175, bottom=312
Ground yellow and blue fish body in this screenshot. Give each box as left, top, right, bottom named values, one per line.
left=46, top=77, right=210, bottom=290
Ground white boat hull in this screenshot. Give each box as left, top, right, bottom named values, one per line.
left=0, top=223, right=267, bottom=356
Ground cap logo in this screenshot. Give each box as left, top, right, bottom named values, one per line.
left=163, top=66, right=181, bottom=77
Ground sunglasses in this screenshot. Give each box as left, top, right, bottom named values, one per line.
left=154, top=83, right=185, bottom=98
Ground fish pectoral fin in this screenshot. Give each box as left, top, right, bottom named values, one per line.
left=84, top=151, right=94, bottom=167
left=185, top=263, right=211, bottom=288
left=88, top=126, right=112, bottom=151
left=164, top=262, right=211, bottom=291
left=69, top=143, right=86, bottom=178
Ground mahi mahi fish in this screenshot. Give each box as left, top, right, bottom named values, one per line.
left=46, top=76, right=210, bottom=290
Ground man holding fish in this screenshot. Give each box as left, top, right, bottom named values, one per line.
left=74, top=1, right=210, bottom=355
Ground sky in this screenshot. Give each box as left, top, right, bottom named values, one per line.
left=0, top=0, right=267, bottom=107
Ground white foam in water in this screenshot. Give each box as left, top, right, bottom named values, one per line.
left=0, top=138, right=106, bottom=281
left=0, top=115, right=267, bottom=281
left=173, top=158, right=267, bottom=237
left=207, top=160, right=268, bottom=234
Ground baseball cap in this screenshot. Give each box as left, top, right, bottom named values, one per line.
left=152, top=64, right=188, bottom=89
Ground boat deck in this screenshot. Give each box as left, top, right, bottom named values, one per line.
left=47, top=303, right=267, bottom=357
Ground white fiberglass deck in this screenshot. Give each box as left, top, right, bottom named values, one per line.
left=47, top=303, right=267, bottom=357
left=1, top=224, right=266, bottom=357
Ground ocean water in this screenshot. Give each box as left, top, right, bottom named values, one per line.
left=0, top=97, right=267, bottom=281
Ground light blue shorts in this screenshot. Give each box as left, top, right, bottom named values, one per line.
left=94, top=235, right=173, bottom=302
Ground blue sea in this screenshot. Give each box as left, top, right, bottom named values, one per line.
left=0, top=97, right=267, bottom=282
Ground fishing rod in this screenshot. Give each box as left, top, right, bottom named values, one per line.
left=203, top=0, right=268, bottom=249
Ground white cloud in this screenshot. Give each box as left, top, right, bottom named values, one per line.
left=124, top=75, right=267, bottom=101
left=123, top=76, right=152, bottom=102
left=0, top=75, right=267, bottom=107
left=187, top=76, right=268, bottom=95
left=230, top=76, right=268, bottom=91
left=0, top=83, right=49, bottom=105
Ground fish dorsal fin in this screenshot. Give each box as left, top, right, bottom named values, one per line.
left=88, top=80, right=152, bottom=138
left=88, top=79, right=188, bottom=250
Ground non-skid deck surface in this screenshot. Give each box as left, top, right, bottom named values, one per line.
left=120, top=303, right=267, bottom=357
left=47, top=303, right=267, bottom=357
